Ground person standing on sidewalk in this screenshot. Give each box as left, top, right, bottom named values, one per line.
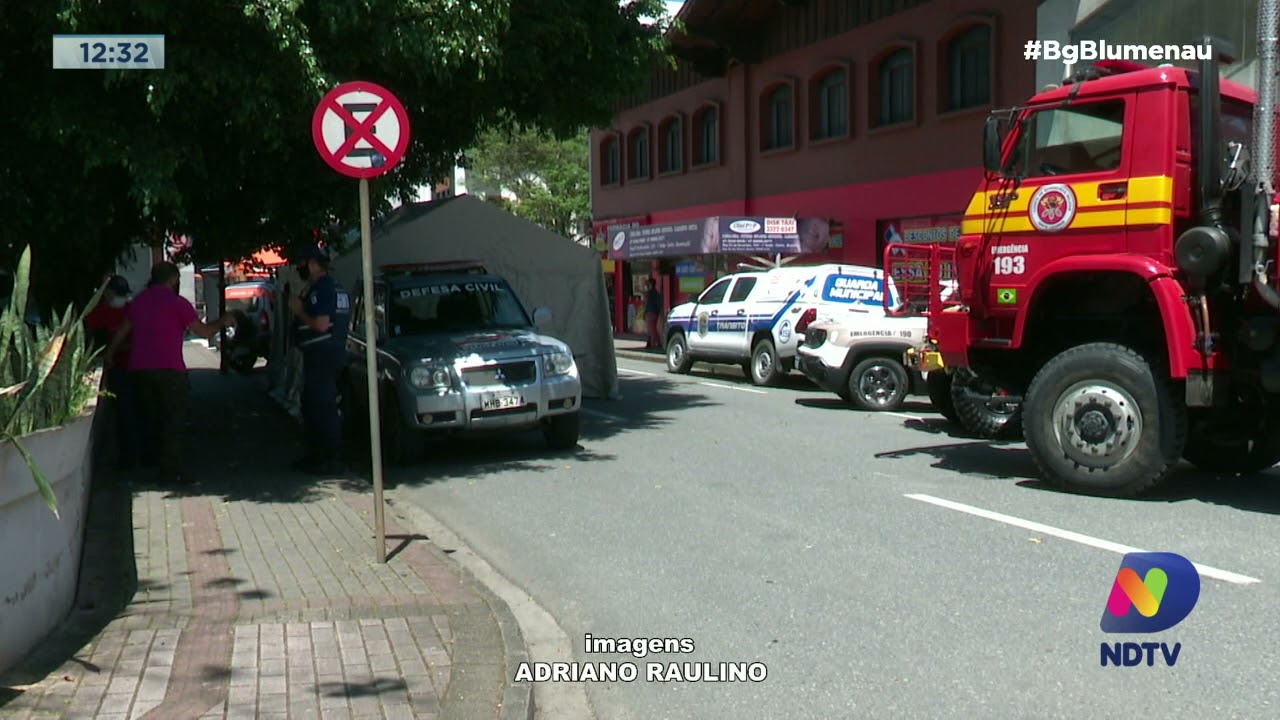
left=288, top=245, right=351, bottom=475
left=107, top=262, right=234, bottom=484
left=86, top=275, right=142, bottom=470
left=644, top=278, right=664, bottom=349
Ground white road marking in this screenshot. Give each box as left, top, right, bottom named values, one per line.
left=698, top=381, right=768, bottom=395
left=885, top=412, right=926, bottom=421
left=581, top=407, right=626, bottom=422
left=904, top=493, right=1262, bottom=585
left=618, top=367, right=658, bottom=377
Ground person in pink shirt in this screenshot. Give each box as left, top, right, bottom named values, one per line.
left=107, top=262, right=233, bottom=484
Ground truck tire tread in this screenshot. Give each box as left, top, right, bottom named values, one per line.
left=1023, top=342, right=1186, bottom=498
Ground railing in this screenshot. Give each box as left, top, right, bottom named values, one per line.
left=882, top=242, right=960, bottom=317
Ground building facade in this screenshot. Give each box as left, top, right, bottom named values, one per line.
left=591, top=0, right=1262, bottom=335
left=590, top=0, right=1039, bottom=334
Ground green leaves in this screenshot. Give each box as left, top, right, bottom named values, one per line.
left=2, top=1, right=675, bottom=309
left=467, top=124, right=591, bottom=239
left=0, top=246, right=106, bottom=519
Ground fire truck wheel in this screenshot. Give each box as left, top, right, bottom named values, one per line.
left=926, top=371, right=958, bottom=423
left=847, top=357, right=910, bottom=411
left=950, top=368, right=1021, bottom=439
left=1023, top=343, right=1186, bottom=497
left=666, top=332, right=693, bottom=374
left=750, top=339, right=781, bottom=386
left=1181, top=420, right=1280, bottom=475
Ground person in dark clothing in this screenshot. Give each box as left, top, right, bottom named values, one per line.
left=86, top=275, right=141, bottom=469
left=644, top=278, right=663, bottom=349
left=288, top=245, right=352, bottom=475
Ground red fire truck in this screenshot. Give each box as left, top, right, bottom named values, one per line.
left=887, top=12, right=1280, bottom=497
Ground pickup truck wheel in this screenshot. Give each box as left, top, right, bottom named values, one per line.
left=750, top=340, right=781, bottom=386
left=666, top=332, right=693, bottom=374
left=381, top=392, right=422, bottom=466
left=543, top=411, right=581, bottom=451
left=951, top=368, right=1022, bottom=439
left=847, top=357, right=909, bottom=411
left=1023, top=343, right=1186, bottom=497
left=926, top=371, right=958, bottom=422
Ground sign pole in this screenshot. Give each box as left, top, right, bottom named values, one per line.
left=360, top=177, right=387, bottom=564
left=311, top=79, right=409, bottom=565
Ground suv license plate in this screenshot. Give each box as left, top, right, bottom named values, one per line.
left=483, top=393, right=524, bottom=411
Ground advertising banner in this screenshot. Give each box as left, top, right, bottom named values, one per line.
left=607, top=217, right=831, bottom=259
left=593, top=216, right=647, bottom=253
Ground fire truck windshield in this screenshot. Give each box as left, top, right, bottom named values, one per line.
left=1004, top=100, right=1125, bottom=179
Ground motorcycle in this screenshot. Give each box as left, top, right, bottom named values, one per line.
left=223, top=310, right=263, bottom=375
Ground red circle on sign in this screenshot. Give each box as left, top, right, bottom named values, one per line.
left=311, top=81, right=411, bottom=179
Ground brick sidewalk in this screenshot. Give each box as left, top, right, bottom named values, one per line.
left=0, top=345, right=530, bottom=720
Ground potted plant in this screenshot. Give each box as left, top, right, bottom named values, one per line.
left=1, top=246, right=106, bottom=518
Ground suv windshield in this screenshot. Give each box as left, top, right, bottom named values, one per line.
left=388, top=279, right=530, bottom=336
left=226, top=297, right=261, bottom=313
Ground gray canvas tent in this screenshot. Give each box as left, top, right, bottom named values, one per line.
left=329, top=195, right=620, bottom=399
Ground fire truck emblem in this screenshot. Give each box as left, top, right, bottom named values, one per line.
left=1029, top=183, right=1077, bottom=232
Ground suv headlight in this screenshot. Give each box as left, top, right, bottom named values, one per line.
left=409, top=365, right=452, bottom=390
left=543, top=351, right=575, bottom=376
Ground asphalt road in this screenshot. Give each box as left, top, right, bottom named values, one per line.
left=386, top=358, right=1280, bottom=720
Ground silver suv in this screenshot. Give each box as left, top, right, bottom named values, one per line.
left=341, top=262, right=582, bottom=464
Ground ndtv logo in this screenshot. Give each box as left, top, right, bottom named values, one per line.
left=1099, top=552, right=1200, bottom=668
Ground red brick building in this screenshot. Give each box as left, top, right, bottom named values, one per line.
left=592, top=0, right=1037, bottom=334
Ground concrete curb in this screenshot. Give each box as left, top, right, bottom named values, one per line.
left=614, top=349, right=666, bottom=365
left=385, top=496, right=553, bottom=720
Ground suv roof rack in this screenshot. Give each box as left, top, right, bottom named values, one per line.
left=380, top=260, right=488, bottom=275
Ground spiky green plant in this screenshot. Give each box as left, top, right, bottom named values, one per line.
left=1, top=246, right=107, bottom=518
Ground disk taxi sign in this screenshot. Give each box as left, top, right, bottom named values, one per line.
left=311, top=81, right=410, bottom=178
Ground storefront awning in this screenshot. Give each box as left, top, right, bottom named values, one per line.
left=606, top=216, right=830, bottom=260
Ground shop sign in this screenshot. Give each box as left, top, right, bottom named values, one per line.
left=607, top=217, right=831, bottom=260
left=880, top=215, right=961, bottom=292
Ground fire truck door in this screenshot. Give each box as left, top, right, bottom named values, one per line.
left=977, top=99, right=1131, bottom=311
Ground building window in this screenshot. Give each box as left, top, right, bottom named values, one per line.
left=694, top=106, right=719, bottom=166
left=813, top=69, right=849, bottom=140
left=763, top=85, right=794, bottom=150
left=659, top=118, right=682, bottom=173
left=876, top=49, right=914, bottom=126
left=627, top=128, right=649, bottom=180
left=946, top=25, right=992, bottom=111
left=600, top=136, right=620, bottom=185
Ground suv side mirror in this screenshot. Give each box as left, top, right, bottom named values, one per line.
left=532, top=307, right=552, bottom=328
left=983, top=115, right=1004, bottom=175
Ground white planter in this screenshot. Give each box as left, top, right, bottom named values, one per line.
left=0, top=399, right=98, bottom=677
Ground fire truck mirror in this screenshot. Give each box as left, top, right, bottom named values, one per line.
left=982, top=115, right=1004, bottom=176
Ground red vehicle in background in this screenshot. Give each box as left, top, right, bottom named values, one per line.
left=886, top=7, right=1280, bottom=498
left=223, top=280, right=277, bottom=374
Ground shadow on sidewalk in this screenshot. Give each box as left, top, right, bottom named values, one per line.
left=155, top=368, right=369, bottom=504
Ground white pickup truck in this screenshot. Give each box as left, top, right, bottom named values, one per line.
left=796, top=315, right=928, bottom=411
left=663, top=264, right=900, bottom=386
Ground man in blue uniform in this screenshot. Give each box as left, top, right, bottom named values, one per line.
left=288, top=245, right=351, bottom=475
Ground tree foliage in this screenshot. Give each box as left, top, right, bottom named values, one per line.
left=467, top=125, right=590, bottom=240
left=0, top=1, right=673, bottom=311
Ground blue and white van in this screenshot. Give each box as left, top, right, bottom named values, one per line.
left=663, top=264, right=902, bottom=386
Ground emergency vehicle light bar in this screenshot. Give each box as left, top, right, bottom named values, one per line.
left=380, top=260, right=488, bottom=274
